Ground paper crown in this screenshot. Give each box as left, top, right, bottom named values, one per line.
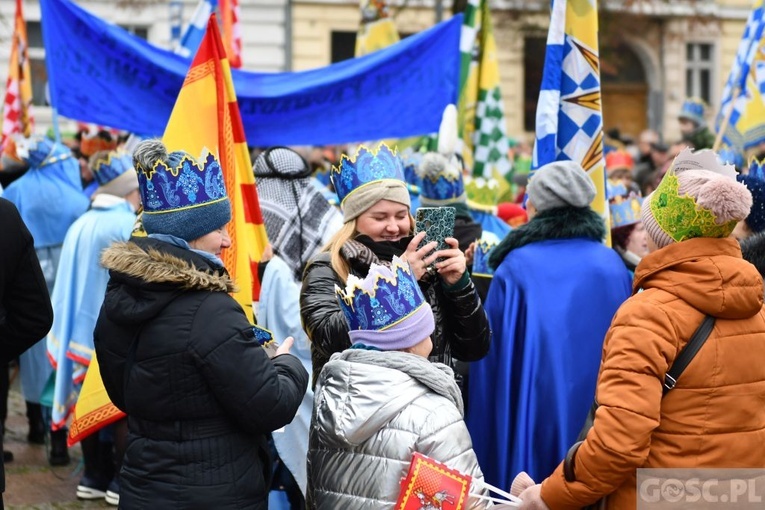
left=136, top=150, right=228, bottom=214
left=605, top=150, right=634, bottom=175
left=416, top=153, right=465, bottom=202
left=15, top=136, right=73, bottom=168
left=465, top=176, right=499, bottom=210
left=91, top=151, right=134, bottom=186
left=678, top=97, right=708, bottom=125
left=335, top=255, right=427, bottom=332
left=609, top=192, right=643, bottom=229
left=607, top=178, right=642, bottom=228
left=718, top=146, right=745, bottom=170
left=134, top=146, right=231, bottom=241
left=472, top=238, right=499, bottom=276
left=330, top=143, right=406, bottom=206
left=649, top=149, right=740, bottom=243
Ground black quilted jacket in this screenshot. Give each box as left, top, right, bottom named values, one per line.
left=94, top=237, right=308, bottom=509
left=300, top=251, right=491, bottom=388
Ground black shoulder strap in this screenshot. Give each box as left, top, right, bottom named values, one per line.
left=663, top=315, right=716, bottom=396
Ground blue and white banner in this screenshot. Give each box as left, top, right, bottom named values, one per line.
left=40, top=0, right=461, bottom=146
left=175, top=0, right=218, bottom=58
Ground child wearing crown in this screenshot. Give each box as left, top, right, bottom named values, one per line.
left=306, top=256, right=491, bottom=509
left=300, top=143, right=491, bottom=390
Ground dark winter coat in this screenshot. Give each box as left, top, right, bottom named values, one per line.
left=94, top=237, right=308, bottom=510
left=741, top=231, right=765, bottom=293
left=0, top=198, right=53, bottom=365
left=300, top=243, right=491, bottom=388
left=0, top=198, right=53, bottom=495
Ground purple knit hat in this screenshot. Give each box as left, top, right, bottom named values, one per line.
left=335, top=256, right=435, bottom=350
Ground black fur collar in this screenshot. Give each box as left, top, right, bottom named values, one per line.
left=488, top=207, right=606, bottom=269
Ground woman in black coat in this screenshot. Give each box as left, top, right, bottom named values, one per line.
left=300, top=144, right=490, bottom=388
left=94, top=140, right=308, bottom=509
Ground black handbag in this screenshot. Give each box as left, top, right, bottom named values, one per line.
left=563, top=315, right=716, bottom=509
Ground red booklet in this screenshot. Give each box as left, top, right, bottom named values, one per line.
left=396, top=452, right=472, bottom=510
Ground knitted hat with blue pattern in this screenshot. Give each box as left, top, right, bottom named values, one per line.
left=133, top=139, right=231, bottom=241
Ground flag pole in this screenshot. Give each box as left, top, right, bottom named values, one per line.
left=714, top=85, right=742, bottom=152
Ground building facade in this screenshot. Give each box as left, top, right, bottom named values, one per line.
left=291, top=0, right=752, bottom=144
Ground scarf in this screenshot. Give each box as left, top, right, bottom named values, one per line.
left=256, top=151, right=342, bottom=281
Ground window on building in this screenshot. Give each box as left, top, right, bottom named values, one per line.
left=24, top=22, right=149, bottom=108
left=331, top=31, right=357, bottom=63
left=331, top=30, right=415, bottom=64
left=686, top=43, right=714, bottom=105
left=523, top=36, right=546, bottom=132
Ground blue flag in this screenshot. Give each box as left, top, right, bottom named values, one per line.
left=40, top=0, right=461, bottom=146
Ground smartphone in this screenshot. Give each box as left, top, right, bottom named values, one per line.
left=415, top=207, right=456, bottom=266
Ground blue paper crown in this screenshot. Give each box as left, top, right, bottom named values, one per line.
left=91, top=151, right=134, bottom=186
left=609, top=192, right=643, bottom=229
left=472, top=238, right=498, bottom=276
left=417, top=153, right=465, bottom=202
left=679, top=97, right=707, bottom=125
left=718, top=147, right=745, bottom=170
left=335, top=256, right=427, bottom=332
left=606, top=179, right=629, bottom=201
left=135, top=150, right=228, bottom=216
left=16, top=136, right=73, bottom=168
left=330, top=143, right=406, bottom=205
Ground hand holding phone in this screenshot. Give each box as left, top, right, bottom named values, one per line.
left=414, top=207, right=456, bottom=266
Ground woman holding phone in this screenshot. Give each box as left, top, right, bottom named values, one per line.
left=300, top=143, right=491, bottom=388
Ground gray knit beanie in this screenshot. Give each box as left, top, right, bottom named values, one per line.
left=527, top=160, right=596, bottom=212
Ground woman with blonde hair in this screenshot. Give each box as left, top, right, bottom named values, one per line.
left=300, top=143, right=490, bottom=388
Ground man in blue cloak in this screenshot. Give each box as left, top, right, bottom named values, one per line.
left=466, top=160, right=631, bottom=488
left=46, top=150, right=140, bottom=505
left=1, top=135, right=90, bottom=465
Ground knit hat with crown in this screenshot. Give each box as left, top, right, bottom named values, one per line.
left=642, top=149, right=752, bottom=249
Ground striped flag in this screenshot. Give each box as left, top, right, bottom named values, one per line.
left=164, top=14, right=268, bottom=318
left=355, top=0, right=400, bottom=56
left=716, top=0, right=765, bottom=153
left=1, top=0, right=34, bottom=153
left=531, top=0, right=609, bottom=226
left=458, top=0, right=511, bottom=182
left=68, top=355, right=125, bottom=446
left=68, top=14, right=268, bottom=446
left=175, top=0, right=218, bottom=59
left=219, top=0, right=243, bottom=68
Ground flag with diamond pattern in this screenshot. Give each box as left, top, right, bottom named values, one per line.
left=531, top=0, right=609, bottom=230
left=458, top=0, right=512, bottom=183
left=715, top=0, right=765, bottom=153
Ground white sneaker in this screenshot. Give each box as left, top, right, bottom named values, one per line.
left=105, top=489, right=120, bottom=506
left=76, top=484, right=107, bottom=500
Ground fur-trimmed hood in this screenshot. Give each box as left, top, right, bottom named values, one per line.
left=100, top=237, right=235, bottom=325
left=102, top=238, right=235, bottom=293
left=489, top=206, right=605, bottom=269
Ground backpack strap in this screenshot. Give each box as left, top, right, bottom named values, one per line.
left=663, top=315, right=716, bottom=396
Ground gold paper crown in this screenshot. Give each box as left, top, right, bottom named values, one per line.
left=465, top=176, right=499, bottom=211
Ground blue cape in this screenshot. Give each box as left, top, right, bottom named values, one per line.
left=2, top=157, right=90, bottom=248
left=466, top=238, right=631, bottom=486
left=47, top=200, right=136, bottom=428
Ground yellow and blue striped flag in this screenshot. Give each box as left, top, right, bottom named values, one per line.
left=716, top=0, right=765, bottom=153
left=531, top=0, right=608, bottom=225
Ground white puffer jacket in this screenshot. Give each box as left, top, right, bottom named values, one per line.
left=306, top=349, right=490, bottom=509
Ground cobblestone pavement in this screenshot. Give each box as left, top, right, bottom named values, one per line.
left=3, top=378, right=109, bottom=510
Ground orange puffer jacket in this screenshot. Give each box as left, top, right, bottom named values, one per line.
left=540, top=237, right=765, bottom=510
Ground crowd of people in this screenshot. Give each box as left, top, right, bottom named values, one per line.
left=0, top=98, right=764, bottom=510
